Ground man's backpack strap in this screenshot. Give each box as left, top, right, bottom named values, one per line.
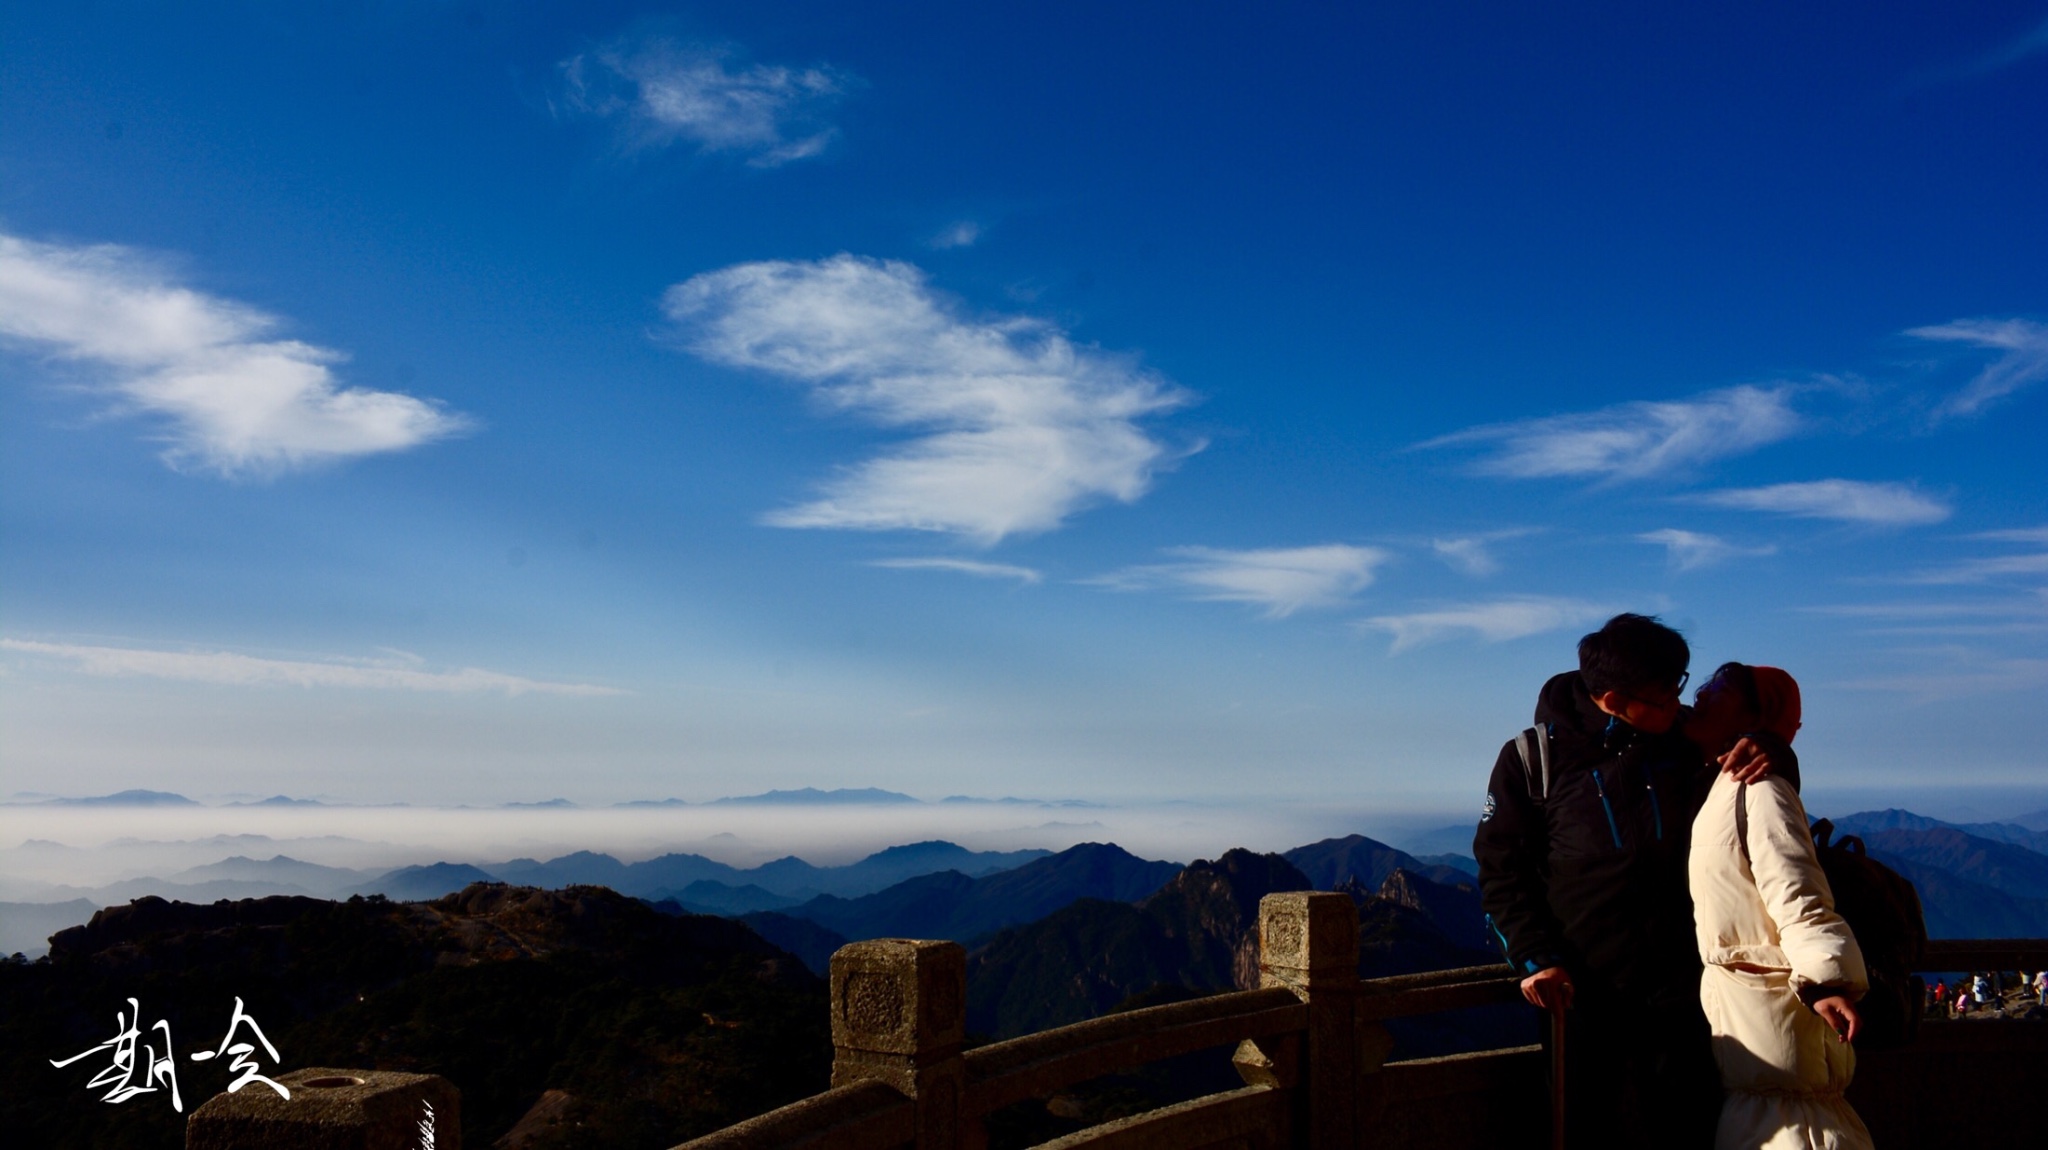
left=1512, top=723, right=1553, bottom=801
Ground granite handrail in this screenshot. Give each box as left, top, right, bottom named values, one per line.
left=961, top=985, right=1306, bottom=1117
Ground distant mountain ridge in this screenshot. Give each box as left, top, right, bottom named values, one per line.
left=8, top=808, right=2043, bottom=962
left=0, top=840, right=1060, bottom=954
left=711, top=787, right=919, bottom=805
left=961, top=848, right=1501, bottom=1038
left=1814, top=813, right=2048, bottom=938
left=9, top=788, right=199, bottom=807
left=777, top=842, right=1182, bottom=943
left=163, top=840, right=1058, bottom=907
left=1284, top=834, right=1475, bottom=890
left=1832, top=808, right=2048, bottom=859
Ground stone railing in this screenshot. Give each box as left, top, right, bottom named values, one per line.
left=671, top=892, right=1543, bottom=1150
left=183, top=907, right=2048, bottom=1150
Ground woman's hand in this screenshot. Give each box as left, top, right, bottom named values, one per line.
left=1813, top=995, right=1860, bottom=1043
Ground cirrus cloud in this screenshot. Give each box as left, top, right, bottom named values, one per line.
left=1907, top=317, right=2048, bottom=419
left=0, top=233, right=468, bottom=475
left=1429, top=528, right=1539, bottom=577
left=1358, top=597, right=1614, bottom=653
left=1092, top=544, right=1390, bottom=618
left=1637, top=528, right=1776, bottom=572
left=1693, top=479, right=1950, bottom=526
left=664, top=254, right=1193, bottom=542
left=1419, top=385, right=1800, bottom=482
left=870, top=557, right=1043, bottom=584
left=560, top=39, right=849, bottom=166
left=1, top=639, right=622, bottom=696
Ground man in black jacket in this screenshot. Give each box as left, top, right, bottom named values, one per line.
left=1475, top=614, right=1791, bottom=1148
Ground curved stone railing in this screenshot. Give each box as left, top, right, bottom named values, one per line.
left=673, top=892, right=1541, bottom=1150
left=182, top=910, right=2048, bottom=1150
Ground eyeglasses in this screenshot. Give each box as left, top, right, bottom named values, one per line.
left=1618, top=670, right=1689, bottom=709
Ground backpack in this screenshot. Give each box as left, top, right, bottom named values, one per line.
left=1511, top=724, right=1553, bottom=800
left=1738, top=793, right=1928, bottom=1049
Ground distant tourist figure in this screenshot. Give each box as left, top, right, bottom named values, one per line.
left=2035, top=969, right=2047, bottom=1007
left=1931, top=980, right=1946, bottom=1016
left=1687, top=664, right=1873, bottom=1150
left=1972, top=973, right=1990, bottom=1010
left=1476, top=614, right=1791, bottom=1148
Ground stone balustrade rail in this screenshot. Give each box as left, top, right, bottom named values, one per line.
left=185, top=895, right=2048, bottom=1150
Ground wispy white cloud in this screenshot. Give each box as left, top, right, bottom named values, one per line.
left=1973, top=525, right=2048, bottom=544
left=559, top=39, right=849, bottom=166
left=1358, top=597, right=1613, bottom=653
left=1805, top=597, right=2046, bottom=621
left=1637, top=528, right=1776, bottom=572
left=1, top=640, right=622, bottom=696
left=1834, top=647, right=2048, bottom=702
left=929, top=221, right=982, bottom=250
left=1908, top=317, right=2048, bottom=418
left=664, top=254, right=1192, bottom=542
left=1932, top=16, right=2048, bottom=81
left=1695, top=479, right=1950, bottom=526
left=1429, top=529, right=1536, bottom=577
left=1903, top=552, right=2048, bottom=585
left=0, top=234, right=468, bottom=475
left=1420, top=385, right=1799, bottom=482
left=1095, top=545, right=1389, bottom=618
left=1892, top=527, right=2048, bottom=581
left=870, top=557, right=1042, bottom=584
left=1803, top=596, right=2048, bottom=637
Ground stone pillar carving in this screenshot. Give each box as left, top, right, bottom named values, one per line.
left=185, top=1067, right=457, bottom=1149
left=829, top=939, right=967, bottom=1150
left=1258, top=892, right=1359, bottom=1150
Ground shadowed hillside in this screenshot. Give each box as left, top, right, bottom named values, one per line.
left=8, top=885, right=829, bottom=1150
left=966, top=848, right=1313, bottom=1037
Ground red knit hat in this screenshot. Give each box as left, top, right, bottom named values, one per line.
left=1748, top=666, right=1802, bottom=744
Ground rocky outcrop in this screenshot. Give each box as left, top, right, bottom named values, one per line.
left=15, top=884, right=828, bottom=1150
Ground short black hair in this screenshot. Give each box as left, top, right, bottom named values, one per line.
left=1578, top=613, right=1690, bottom=696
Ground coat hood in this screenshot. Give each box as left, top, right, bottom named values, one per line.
left=1533, top=670, right=1612, bottom=741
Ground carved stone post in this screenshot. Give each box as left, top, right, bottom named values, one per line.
left=185, top=1067, right=457, bottom=1149
left=1259, top=892, right=1359, bottom=1150
left=829, top=939, right=967, bottom=1150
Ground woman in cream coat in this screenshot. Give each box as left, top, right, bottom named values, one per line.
left=1687, top=664, right=1872, bottom=1150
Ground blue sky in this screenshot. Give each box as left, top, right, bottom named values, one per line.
left=3, top=2, right=2045, bottom=817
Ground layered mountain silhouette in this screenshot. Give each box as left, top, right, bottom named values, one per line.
left=1283, top=833, right=1476, bottom=889
left=487, top=839, right=1052, bottom=908
left=775, top=842, right=1182, bottom=944
left=966, top=849, right=1313, bottom=1036
left=1829, top=812, right=2048, bottom=937
left=9, top=808, right=2045, bottom=965
left=961, top=844, right=1498, bottom=1038
left=15, top=810, right=2034, bottom=1150
left=734, top=911, right=851, bottom=975
left=1835, top=807, right=2048, bottom=856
